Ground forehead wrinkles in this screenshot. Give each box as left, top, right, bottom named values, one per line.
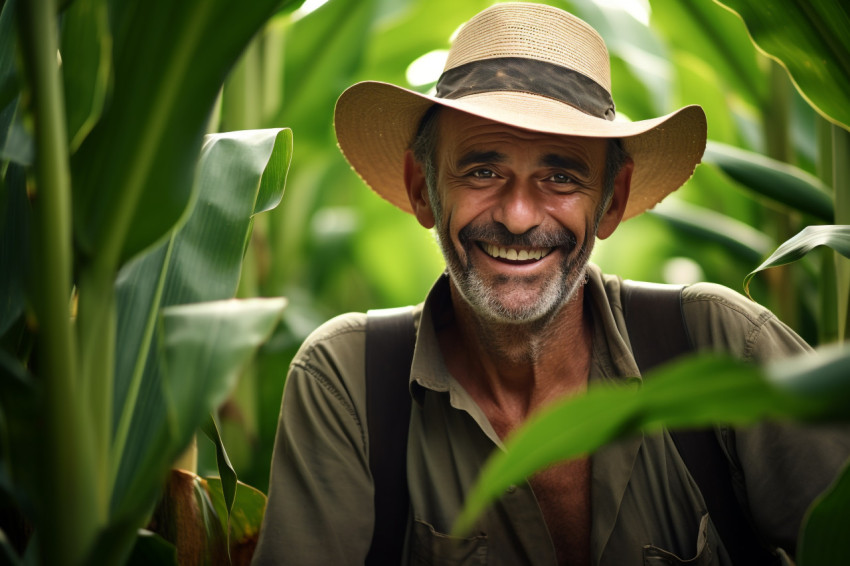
left=437, top=111, right=607, bottom=177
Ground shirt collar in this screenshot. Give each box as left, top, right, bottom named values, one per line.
left=408, top=264, right=643, bottom=403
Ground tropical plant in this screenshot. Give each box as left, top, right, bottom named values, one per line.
left=0, top=0, right=294, bottom=564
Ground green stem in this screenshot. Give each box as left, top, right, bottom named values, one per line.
left=833, top=125, right=850, bottom=341
left=16, top=0, right=99, bottom=563
left=76, top=266, right=115, bottom=518
left=763, top=60, right=797, bottom=329
left=816, top=118, right=838, bottom=344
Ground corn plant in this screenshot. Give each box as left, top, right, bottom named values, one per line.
left=0, top=0, right=295, bottom=564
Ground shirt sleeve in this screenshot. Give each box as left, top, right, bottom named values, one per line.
left=252, top=313, right=374, bottom=566
left=682, top=283, right=850, bottom=558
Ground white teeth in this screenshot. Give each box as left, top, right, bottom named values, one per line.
left=484, top=244, right=551, bottom=261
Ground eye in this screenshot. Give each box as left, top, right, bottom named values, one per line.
left=469, top=168, right=497, bottom=179
left=546, top=172, right=576, bottom=184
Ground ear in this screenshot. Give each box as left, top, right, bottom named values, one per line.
left=596, top=158, right=633, bottom=240
left=404, top=150, right=435, bottom=229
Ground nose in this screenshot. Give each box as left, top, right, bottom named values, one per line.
left=492, top=179, right=544, bottom=234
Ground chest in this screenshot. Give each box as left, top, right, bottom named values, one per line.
left=529, top=459, right=592, bottom=566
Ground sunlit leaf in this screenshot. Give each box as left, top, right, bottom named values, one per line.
left=745, top=226, right=850, bottom=296
left=714, top=0, right=850, bottom=131
left=110, top=129, right=290, bottom=531
left=275, top=0, right=379, bottom=146
left=650, top=0, right=766, bottom=111
left=160, top=298, right=287, bottom=438
left=704, top=142, right=834, bottom=222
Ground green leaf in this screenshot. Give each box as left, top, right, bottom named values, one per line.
left=767, top=342, right=850, bottom=402
left=274, top=0, right=379, bottom=146
left=110, top=129, right=290, bottom=537
left=201, top=414, right=237, bottom=524
left=109, top=297, right=285, bottom=556
left=650, top=0, right=766, bottom=111
left=60, top=0, right=111, bottom=152
left=744, top=225, right=850, bottom=295
left=160, top=298, right=287, bottom=438
left=649, top=199, right=774, bottom=265
left=204, top=476, right=267, bottom=564
left=453, top=353, right=827, bottom=536
left=70, top=0, right=284, bottom=267
left=714, top=0, right=850, bottom=132
left=704, top=142, right=834, bottom=222
left=798, top=459, right=850, bottom=566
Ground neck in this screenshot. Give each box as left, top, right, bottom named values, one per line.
left=440, top=281, right=593, bottom=428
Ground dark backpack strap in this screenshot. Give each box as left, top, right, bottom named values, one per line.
left=365, top=307, right=417, bottom=566
left=622, top=282, right=778, bottom=565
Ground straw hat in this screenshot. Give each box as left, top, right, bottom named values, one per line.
left=334, top=2, right=707, bottom=221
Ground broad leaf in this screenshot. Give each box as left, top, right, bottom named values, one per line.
left=110, top=129, right=290, bottom=527
left=110, top=297, right=286, bottom=554
left=798, top=459, right=850, bottom=566
left=205, top=477, right=268, bottom=565
left=60, top=0, right=111, bottom=152
left=274, top=0, right=379, bottom=146
left=704, top=142, right=834, bottom=222
left=160, top=298, right=287, bottom=438
left=453, top=350, right=848, bottom=535
left=70, top=0, right=285, bottom=267
left=650, top=199, right=773, bottom=265
left=745, top=226, right=850, bottom=295
left=201, top=414, right=238, bottom=526
left=715, top=0, right=850, bottom=132
left=650, top=0, right=766, bottom=111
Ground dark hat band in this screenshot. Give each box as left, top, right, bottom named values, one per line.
left=435, top=56, right=615, bottom=121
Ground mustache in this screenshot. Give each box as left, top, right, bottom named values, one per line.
left=458, top=222, right=578, bottom=250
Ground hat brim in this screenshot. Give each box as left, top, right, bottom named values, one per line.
left=334, top=80, right=706, bottom=221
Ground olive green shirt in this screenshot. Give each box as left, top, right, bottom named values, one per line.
left=253, top=264, right=850, bottom=565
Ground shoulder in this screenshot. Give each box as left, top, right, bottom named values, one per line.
left=680, top=282, right=810, bottom=361
left=291, top=311, right=368, bottom=371
left=285, top=312, right=369, bottom=426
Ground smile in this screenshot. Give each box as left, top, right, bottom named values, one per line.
left=481, top=243, right=553, bottom=262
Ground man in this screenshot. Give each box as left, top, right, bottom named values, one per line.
left=253, top=4, right=849, bottom=565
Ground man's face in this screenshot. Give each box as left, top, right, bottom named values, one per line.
left=421, top=109, right=620, bottom=324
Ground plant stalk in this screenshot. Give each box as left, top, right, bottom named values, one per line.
left=833, top=124, right=850, bottom=342
left=16, top=0, right=100, bottom=563
left=762, top=60, right=797, bottom=329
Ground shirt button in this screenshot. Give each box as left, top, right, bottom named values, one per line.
left=506, top=485, right=517, bottom=494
